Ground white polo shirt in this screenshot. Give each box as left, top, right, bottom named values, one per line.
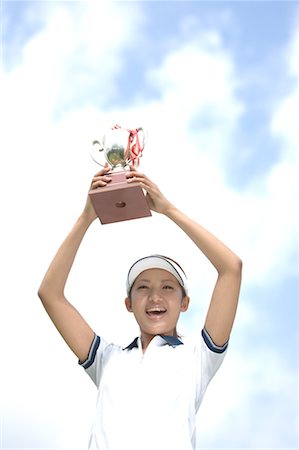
left=80, top=328, right=228, bottom=450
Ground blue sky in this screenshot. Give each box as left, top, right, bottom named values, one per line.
left=1, top=1, right=298, bottom=449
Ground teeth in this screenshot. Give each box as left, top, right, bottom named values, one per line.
left=147, top=308, right=166, bottom=313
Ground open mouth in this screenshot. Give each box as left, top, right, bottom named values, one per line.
left=146, top=307, right=167, bottom=318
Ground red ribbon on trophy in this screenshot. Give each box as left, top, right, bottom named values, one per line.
left=112, top=124, right=144, bottom=168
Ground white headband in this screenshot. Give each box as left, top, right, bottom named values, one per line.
left=126, top=254, right=188, bottom=296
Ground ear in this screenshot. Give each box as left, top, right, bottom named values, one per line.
left=180, top=295, right=190, bottom=312
left=125, top=297, right=133, bottom=312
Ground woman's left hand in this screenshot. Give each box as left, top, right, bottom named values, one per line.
left=126, top=170, right=175, bottom=215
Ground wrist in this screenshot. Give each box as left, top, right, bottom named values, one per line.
left=163, top=203, right=179, bottom=218
left=80, top=209, right=97, bottom=226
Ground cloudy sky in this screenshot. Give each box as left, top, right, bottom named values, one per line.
left=1, top=1, right=298, bottom=449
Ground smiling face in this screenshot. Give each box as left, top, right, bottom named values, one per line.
left=125, top=268, right=190, bottom=349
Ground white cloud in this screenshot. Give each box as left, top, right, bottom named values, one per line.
left=197, top=346, right=298, bottom=448
left=1, top=3, right=299, bottom=449
left=196, top=22, right=299, bottom=448
left=242, top=21, right=299, bottom=284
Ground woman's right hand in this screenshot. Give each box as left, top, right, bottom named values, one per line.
left=82, top=165, right=112, bottom=222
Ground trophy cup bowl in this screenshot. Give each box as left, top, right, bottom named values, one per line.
left=91, top=127, right=130, bottom=170
left=89, top=126, right=152, bottom=224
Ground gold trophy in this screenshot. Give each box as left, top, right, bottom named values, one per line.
left=89, top=125, right=151, bottom=224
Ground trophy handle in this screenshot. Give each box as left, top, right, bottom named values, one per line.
left=127, top=127, right=146, bottom=167
left=137, top=127, right=146, bottom=145
left=90, top=139, right=106, bottom=167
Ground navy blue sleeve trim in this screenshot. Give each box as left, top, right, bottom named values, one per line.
left=78, top=335, right=101, bottom=369
left=201, top=328, right=228, bottom=353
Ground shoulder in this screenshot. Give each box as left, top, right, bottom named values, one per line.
left=201, top=327, right=229, bottom=354
left=183, top=328, right=229, bottom=378
left=79, top=335, right=123, bottom=385
left=181, top=328, right=228, bottom=353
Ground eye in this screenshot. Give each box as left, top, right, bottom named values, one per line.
left=137, top=285, right=149, bottom=290
left=163, top=285, right=174, bottom=290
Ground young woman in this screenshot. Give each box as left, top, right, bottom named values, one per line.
left=38, top=166, right=242, bottom=450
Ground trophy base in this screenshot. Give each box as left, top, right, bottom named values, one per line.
left=89, top=171, right=152, bottom=224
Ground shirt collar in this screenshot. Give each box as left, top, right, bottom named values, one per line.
left=123, top=335, right=183, bottom=351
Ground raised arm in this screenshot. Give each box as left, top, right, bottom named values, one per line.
left=38, top=167, right=111, bottom=362
left=127, top=171, right=242, bottom=346
left=164, top=209, right=242, bottom=346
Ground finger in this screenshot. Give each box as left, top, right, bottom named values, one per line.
left=126, top=172, right=150, bottom=183
left=90, top=180, right=109, bottom=189
left=93, top=174, right=112, bottom=182
left=128, top=164, right=143, bottom=173
left=126, top=170, right=139, bottom=178
left=94, top=165, right=110, bottom=177
left=127, top=175, right=154, bottom=189
left=90, top=175, right=112, bottom=189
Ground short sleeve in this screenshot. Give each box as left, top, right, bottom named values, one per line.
left=194, top=328, right=229, bottom=411
left=201, top=327, right=229, bottom=354
left=79, top=335, right=101, bottom=369
left=78, top=335, right=119, bottom=387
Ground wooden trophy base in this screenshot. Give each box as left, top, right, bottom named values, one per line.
left=89, top=171, right=152, bottom=224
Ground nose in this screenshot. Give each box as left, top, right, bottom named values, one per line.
left=148, top=289, right=162, bottom=301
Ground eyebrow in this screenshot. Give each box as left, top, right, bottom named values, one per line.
left=135, top=278, right=177, bottom=283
